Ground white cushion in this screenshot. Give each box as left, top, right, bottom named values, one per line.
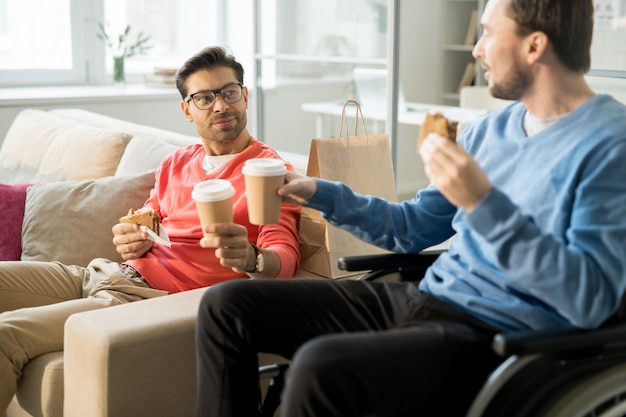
left=0, top=109, right=133, bottom=183
left=115, top=135, right=180, bottom=176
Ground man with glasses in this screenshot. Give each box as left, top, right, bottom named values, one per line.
left=0, top=46, right=301, bottom=413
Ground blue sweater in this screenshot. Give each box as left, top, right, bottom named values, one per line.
left=307, top=95, right=626, bottom=332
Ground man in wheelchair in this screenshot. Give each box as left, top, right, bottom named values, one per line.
left=195, top=0, right=626, bottom=416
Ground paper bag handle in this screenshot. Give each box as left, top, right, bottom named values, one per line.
left=339, top=99, right=368, bottom=138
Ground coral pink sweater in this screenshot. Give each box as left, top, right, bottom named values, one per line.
left=127, top=138, right=301, bottom=293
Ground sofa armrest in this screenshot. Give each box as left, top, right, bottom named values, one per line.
left=63, top=287, right=208, bottom=417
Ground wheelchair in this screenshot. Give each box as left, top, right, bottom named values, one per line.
left=258, top=251, right=626, bottom=417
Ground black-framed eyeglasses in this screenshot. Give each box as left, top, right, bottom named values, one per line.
left=184, top=82, right=243, bottom=110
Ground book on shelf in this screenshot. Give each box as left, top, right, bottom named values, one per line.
left=464, top=9, right=479, bottom=46
left=143, top=67, right=177, bottom=88
left=456, top=62, right=476, bottom=93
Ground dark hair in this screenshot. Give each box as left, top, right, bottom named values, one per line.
left=175, top=46, right=245, bottom=99
left=506, top=0, right=594, bottom=72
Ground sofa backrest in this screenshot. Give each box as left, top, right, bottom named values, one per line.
left=49, top=108, right=202, bottom=177
left=49, top=108, right=199, bottom=148
left=0, top=108, right=202, bottom=184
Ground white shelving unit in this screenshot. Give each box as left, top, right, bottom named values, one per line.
left=252, top=0, right=401, bottom=162
left=440, top=0, right=485, bottom=105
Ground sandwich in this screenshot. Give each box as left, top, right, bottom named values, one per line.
left=417, top=111, right=458, bottom=152
left=119, top=208, right=160, bottom=235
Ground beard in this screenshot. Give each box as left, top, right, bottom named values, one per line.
left=203, top=111, right=247, bottom=144
left=489, top=60, right=530, bottom=102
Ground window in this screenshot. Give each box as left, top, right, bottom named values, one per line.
left=591, top=0, right=626, bottom=78
left=102, top=0, right=219, bottom=79
left=0, top=0, right=79, bottom=85
left=0, top=0, right=72, bottom=70
left=0, top=0, right=253, bottom=87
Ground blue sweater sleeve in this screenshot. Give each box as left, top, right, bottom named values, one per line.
left=306, top=179, right=457, bottom=253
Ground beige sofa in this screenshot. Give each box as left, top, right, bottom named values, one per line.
left=0, top=108, right=308, bottom=417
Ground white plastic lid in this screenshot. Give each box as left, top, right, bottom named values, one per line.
left=241, top=158, right=287, bottom=176
left=191, top=179, right=235, bottom=202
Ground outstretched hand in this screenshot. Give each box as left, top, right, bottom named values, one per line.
left=278, top=171, right=318, bottom=206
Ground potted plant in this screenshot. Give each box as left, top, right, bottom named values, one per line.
left=97, top=23, right=152, bottom=84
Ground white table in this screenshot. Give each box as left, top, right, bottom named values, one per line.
left=301, top=100, right=488, bottom=137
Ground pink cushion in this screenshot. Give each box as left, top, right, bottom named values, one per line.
left=0, top=183, right=32, bottom=261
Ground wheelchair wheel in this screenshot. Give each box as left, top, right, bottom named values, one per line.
left=536, top=361, right=626, bottom=417
left=468, top=354, right=626, bottom=417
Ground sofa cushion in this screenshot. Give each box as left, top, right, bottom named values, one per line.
left=0, top=109, right=133, bottom=183
left=0, top=183, right=32, bottom=261
left=21, top=171, right=156, bottom=266
left=115, top=135, right=180, bottom=176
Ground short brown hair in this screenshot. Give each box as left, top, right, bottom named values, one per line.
left=505, top=0, right=594, bottom=72
left=175, top=46, right=245, bottom=99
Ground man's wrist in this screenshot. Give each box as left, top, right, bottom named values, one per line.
left=247, top=244, right=265, bottom=274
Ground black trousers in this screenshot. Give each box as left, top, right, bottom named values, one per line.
left=195, top=278, right=503, bottom=417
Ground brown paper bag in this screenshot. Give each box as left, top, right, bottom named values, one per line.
left=299, top=99, right=398, bottom=278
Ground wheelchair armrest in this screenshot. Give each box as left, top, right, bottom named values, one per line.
left=493, top=321, right=626, bottom=357
left=338, top=250, right=445, bottom=272
left=259, top=363, right=289, bottom=380
left=258, top=363, right=290, bottom=417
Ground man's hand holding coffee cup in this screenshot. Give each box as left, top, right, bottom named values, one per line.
left=278, top=171, right=318, bottom=206
left=193, top=179, right=252, bottom=272
left=200, top=223, right=280, bottom=277
left=199, top=222, right=252, bottom=272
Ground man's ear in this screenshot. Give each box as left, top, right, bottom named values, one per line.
left=242, top=85, right=249, bottom=109
left=181, top=100, right=193, bottom=122
left=525, top=31, right=549, bottom=65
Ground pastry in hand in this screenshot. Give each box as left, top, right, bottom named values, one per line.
left=417, top=111, right=458, bottom=152
left=119, top=208, right=160, bottom=234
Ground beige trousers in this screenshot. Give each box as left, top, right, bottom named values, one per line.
left=0, top=258, right=167, bottom=411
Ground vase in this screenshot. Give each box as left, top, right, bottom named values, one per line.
left=113, top=56, right=125, bottom=85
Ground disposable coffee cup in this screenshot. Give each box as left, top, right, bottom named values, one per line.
left=191, top=179, right=235, bottom=237
left=242, top=158, right=287, bottom=225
